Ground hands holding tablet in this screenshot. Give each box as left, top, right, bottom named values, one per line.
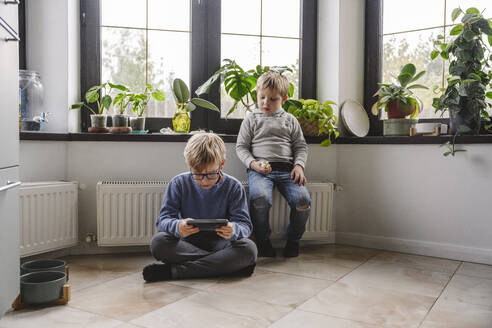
left=179, top=218, right=233, bottom=239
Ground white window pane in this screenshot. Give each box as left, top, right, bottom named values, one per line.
left=446, top=0, right=492, bottom=23
left=262, top=0, right=300, bottom=38
left=220, top=35, right=260, bottom=119
left=148, top=0, right=190, bottom=31
left=222, top=0, right=261, bottom=35
left=383, top=0, right=444, bottom=34
left=262, top=37, right=299, bottom=98
left=147, top=31, right=190, bottom=118
left=101, top=27, right=146, bottom=94
left=101, top=0, right=146, bottom=28
left=382, top=29, right=448, bottom=119
left=221, top=35, right=260, bottom=71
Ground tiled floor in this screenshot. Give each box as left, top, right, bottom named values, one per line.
left=1, top=244, right=492, bottom=327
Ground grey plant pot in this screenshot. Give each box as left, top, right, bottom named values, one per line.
left=383, top=118, right=418, bottom=136
left=90, top=114, right=107, bottom=128
left=20, top=259, right=66, bottom=275
left=130, top=117, right=145, bottom=131
left=20, top=271, right=67, bottom=304
left=112, top=114, right=129, bottom=127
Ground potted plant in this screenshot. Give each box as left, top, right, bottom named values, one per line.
left=171, top=78, right=220, bottom=133
left=111, top=84, right=131, bottom=133
left=128, top=84, right=166, bottom=133
left=196, top=59, right=294, bottom=117
left=282, top=99, right=339, bottom=147
left=371, top=63, right=427, bottom=135
left=72, top=82, right=123, bottom=133
left=430, top=6, right=492, bottom=135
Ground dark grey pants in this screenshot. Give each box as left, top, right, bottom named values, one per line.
left=150, top=231, right=257, bottom=279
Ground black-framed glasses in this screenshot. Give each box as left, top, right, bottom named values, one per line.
left=191, top=167, right=222, bottom=181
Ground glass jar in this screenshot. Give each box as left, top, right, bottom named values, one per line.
left=19, top=70, right=44, bottom=131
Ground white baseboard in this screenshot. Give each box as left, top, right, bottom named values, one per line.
left=336, top=232, right=492, bottom=265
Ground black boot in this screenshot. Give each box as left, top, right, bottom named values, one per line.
left=142, top=263, right=172, bottom=282
left=283, top=240, right=299, bottom=257
left=257, top=239, right=276, bottom=257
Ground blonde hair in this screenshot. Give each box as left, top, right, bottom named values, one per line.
left=183, top=132, right=226, bottom=171
left=256, top=71, right=290, bottom=97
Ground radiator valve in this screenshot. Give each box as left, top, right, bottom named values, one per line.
left=85, top=232, right=96, bottom=243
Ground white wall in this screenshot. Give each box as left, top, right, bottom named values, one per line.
left=335, top=144, right=492, bottom=264
left=26, top=0, right=79, bottom=133
left=19, top=141, right=67, bottom=182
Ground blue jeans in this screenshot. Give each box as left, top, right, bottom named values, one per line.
left=248, top=169, right=311, bottom=242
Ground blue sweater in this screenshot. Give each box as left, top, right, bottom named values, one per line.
left=156, top=172, right=252, bottom=241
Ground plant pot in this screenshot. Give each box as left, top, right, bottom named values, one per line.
left=89, top=114, right=109, bottom=133
left=20, top=271, right=67, bottom=304
left=449, top=107, right=480, bottom=135
left=130, top=116, right=146, bottom=131
left=111, top=114, right=131, bottom=134
left=298, top=118, right=326, bottom=136
left=383, top=118, right=418, bottom=136
left=21, top=259, right=66, bottom=275
left=387, top=99, right=416, bottom=119
left=112, top=114, right=128, bottom=128
left=172, top=109, right=190, bottom=133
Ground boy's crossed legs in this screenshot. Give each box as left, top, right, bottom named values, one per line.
left=143, top=231, right=257, bottom=282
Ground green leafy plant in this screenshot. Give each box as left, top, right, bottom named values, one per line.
left=282, top=99, right=339, bottom=147
left=129, top=84, right=166, bottom=117
left=172, top=78, right=220, bottom=113
left=195, top=59, right=294, bottom=117
left=431, top=7, right=492, bottom=134
left=440, top=134, right=467, bottom=156
left=72, top=82, right=129, bottom=115
left=371, top=63, right=428, bottom=119
left=112, top=85, right=131, bottom=115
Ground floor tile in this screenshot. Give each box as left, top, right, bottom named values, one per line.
left=257, top=256, right=357, bottom=281
left=64, top=253, right=154, bottom=272
left=68, top=266, right=133, bottom=292
left=456, top=262, right=492, bottom=280
left=341, top=261, right=452, bottom=297
left=421, top=299, right=492, bottom=328
left=0, top=306, right=124, bottom=328
left=299, top=281, right=435, bottom=327
left=369, top=251, right=460, bottom=274
left=269, top=309, right=379, bottom=328
left=69, top=272, right=198, bottom=321
left=207, top=269, right=333, bottom=307
left=131, top=291, right=292, bottom=328
left=301, top=244, right=380, bottom=262
left=440, top=274, right=492, bottom=307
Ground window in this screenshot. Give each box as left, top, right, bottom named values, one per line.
left=80, top=0, right=317, bottom=133
left=377, top=0, right=491, bottom=120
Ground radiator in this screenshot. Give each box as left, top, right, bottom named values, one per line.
left=19, top=181, right=78, bottom=257
left=96, top=180, right=334, bottom=246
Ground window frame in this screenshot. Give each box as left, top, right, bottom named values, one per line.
left=364, top=0, right=449, bottom=136
left=80, top=0, right=317, bottom=133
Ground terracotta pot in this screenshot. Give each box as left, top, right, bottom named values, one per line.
left=387, top=99, right=416, bottom=119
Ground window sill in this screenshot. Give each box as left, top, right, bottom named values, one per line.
left=20, top=132, right=327, bottom=143
left=20, top=132, right=492, bottom=144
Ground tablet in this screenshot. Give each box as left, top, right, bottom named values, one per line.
left=186, top=219, right=228, bottom=231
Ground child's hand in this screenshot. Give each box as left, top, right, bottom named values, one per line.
left=251, top=160, right=271, bottom=174
left=216, top=222, right=234, bottom=239
left=291, top=165, right=307, bottom=185
left=178, top=218, right=200, bottom=237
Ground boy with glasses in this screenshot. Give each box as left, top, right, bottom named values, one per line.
left=237, top=71, right=311, bottom=258
left=143, top=132, right=257, bottom=282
